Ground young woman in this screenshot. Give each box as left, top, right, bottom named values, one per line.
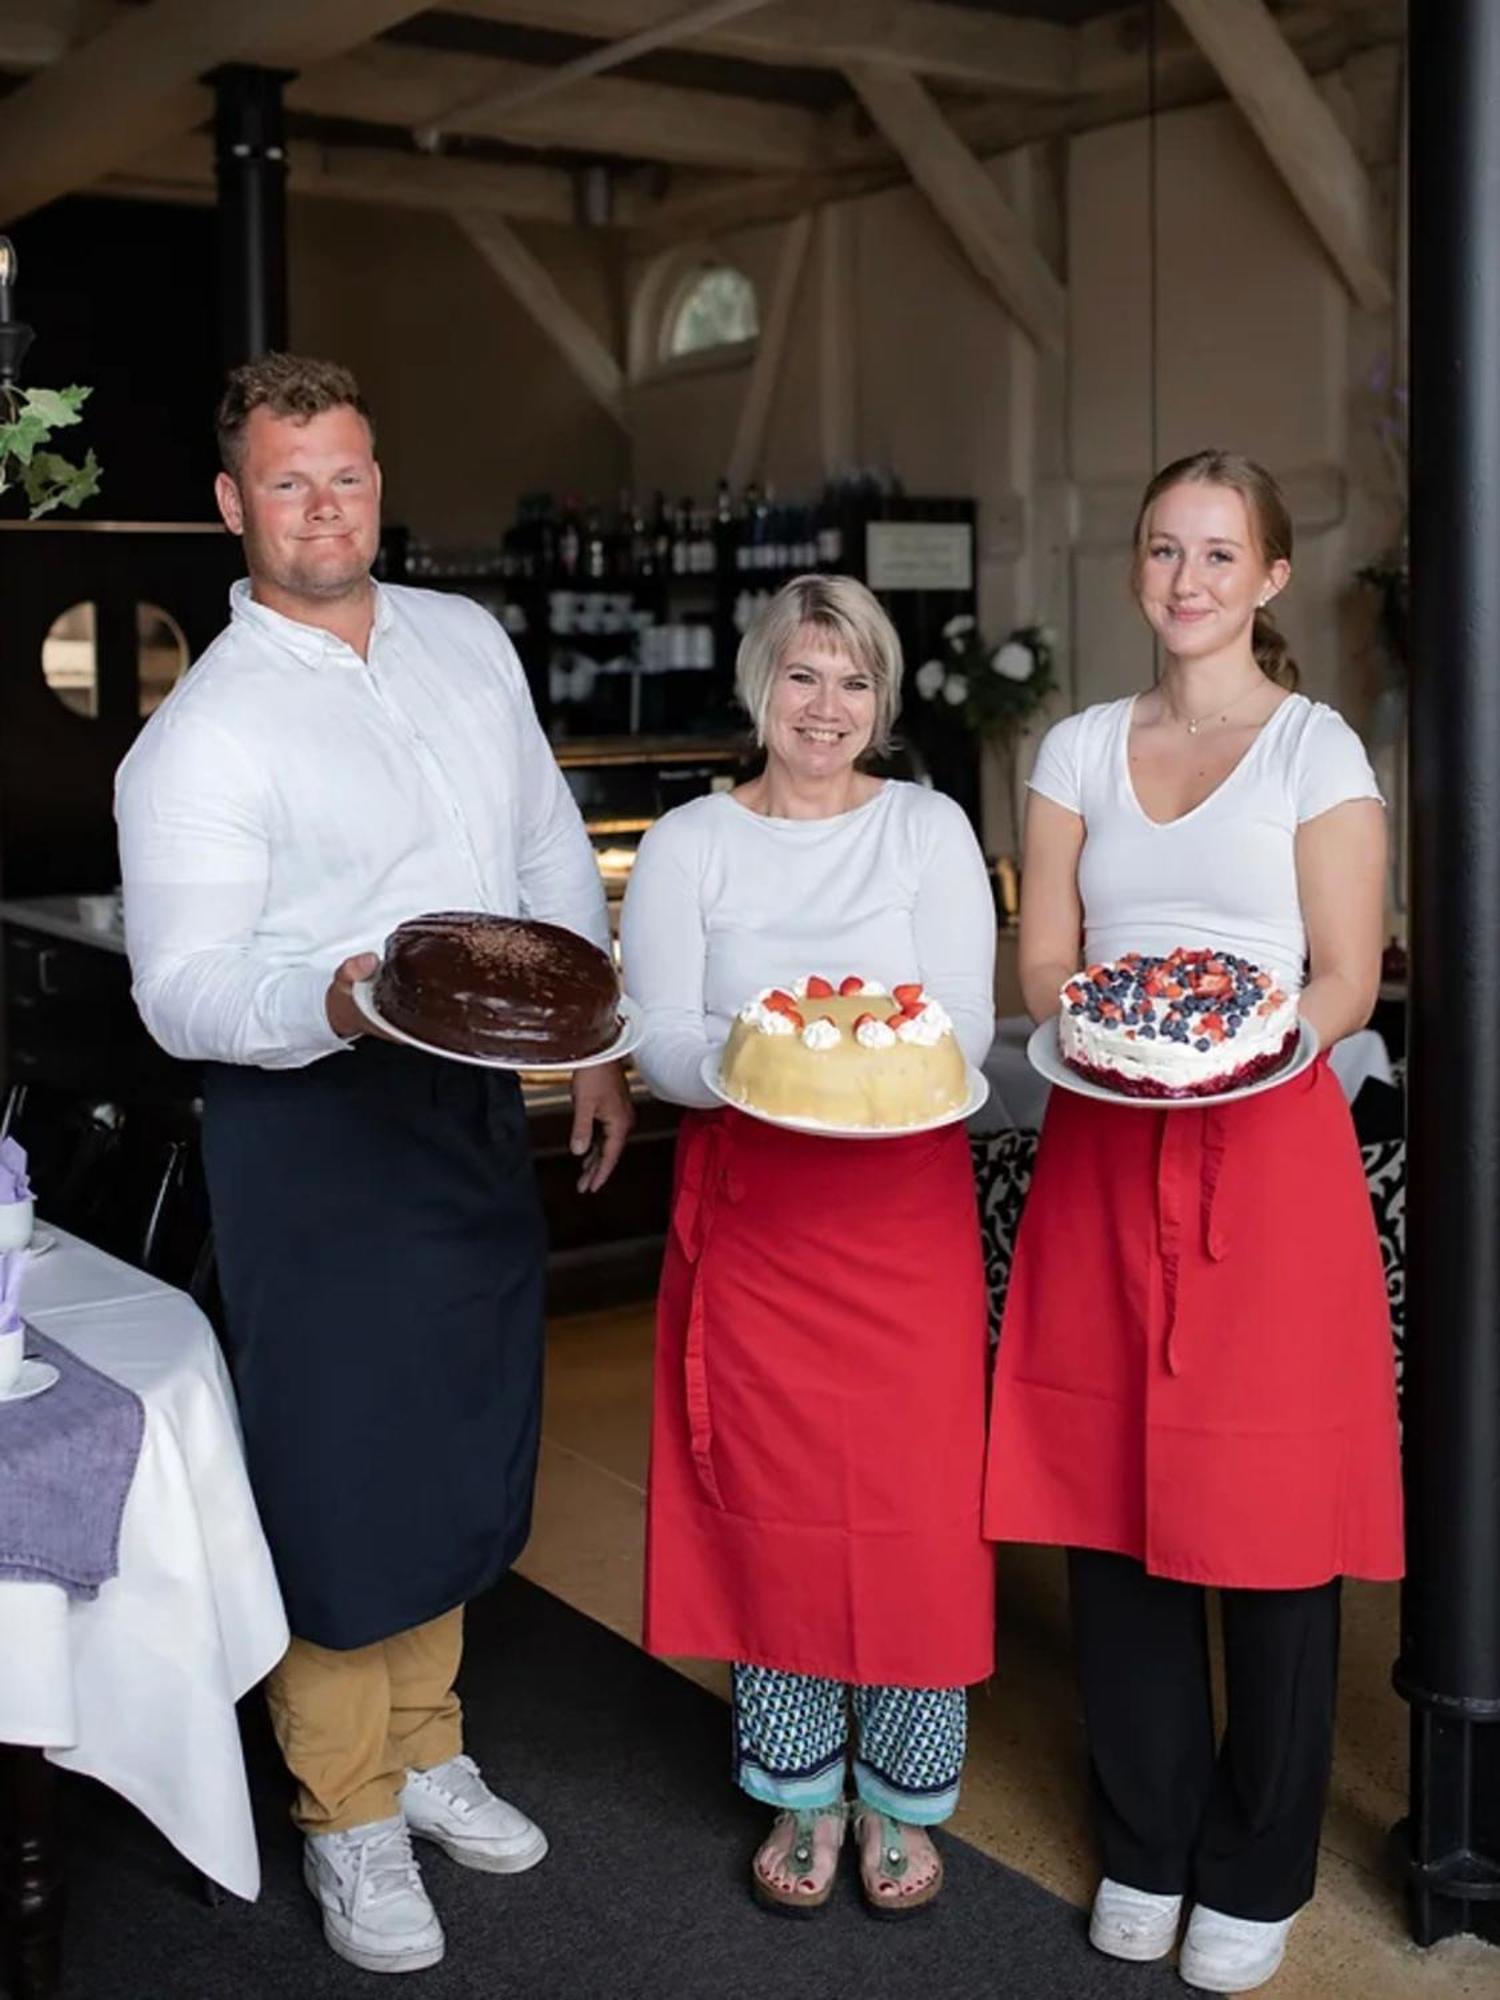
left=622, top=576, right=996, bottom=1917
left=984, top=453, right=1402, bottom=1994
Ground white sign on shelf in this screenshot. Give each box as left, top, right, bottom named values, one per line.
left=865, top=520, right=973, bottom=592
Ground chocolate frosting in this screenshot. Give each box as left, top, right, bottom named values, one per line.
left=374, top=912, right=620, bottom=1063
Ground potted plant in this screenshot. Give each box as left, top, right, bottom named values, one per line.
left=914, top=616, right=1058, bottom=860
left=0, top=236, right=101, bottom=518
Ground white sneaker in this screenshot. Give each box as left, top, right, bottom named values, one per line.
left=302, top=1816, right=445, bottom=1975
left=400, top=1753, right=549, bottom=1875
left=1179, top=1904, right=1295, bottom=1992
left=1089, top=1877, right=1184, bottom=1961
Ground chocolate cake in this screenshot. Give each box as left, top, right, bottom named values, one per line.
left=374, top=912, right=620, bottom=1063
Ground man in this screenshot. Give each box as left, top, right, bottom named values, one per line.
left=115, top=353, right=632, bottom=1976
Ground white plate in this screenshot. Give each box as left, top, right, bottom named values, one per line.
left=1027, top=1014, right=1317, bottom=1110
left=352, top=981, right=642, bottom=1073
left=700, top=1051, right=990, bottom=1141
left=0, top=1358, right=60, bottom=1404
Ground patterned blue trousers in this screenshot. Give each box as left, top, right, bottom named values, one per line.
left=731, top=1664, right=966, bottom=1825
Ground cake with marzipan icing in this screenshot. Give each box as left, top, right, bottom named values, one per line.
left=1059, top=948, right=1298, bottom=1099
left=719, top=976, right=967, bottom=1129
left=375, top=912, right=620, bottom=1063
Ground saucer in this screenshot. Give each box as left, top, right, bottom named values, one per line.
left=1026, top=1015, right=1317, bottom=1109
left=28, top=1227, right=57, bottom=1258
left=700, top=1054, right=990, bottom=1140
left=0, top=1358, right=60, bottom=1404
left=353, top=983, right=642, bottom=1073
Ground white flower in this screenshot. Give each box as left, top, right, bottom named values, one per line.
left=914, top=657, right=947, bottom=700
left=942, top=673, right=969, bottom=705
left=942, top=613, right=976, bottom=642
left=991, top=639, right=1035, bottom=681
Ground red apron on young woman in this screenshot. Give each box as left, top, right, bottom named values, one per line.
left=983, top=1054, right=1403, bottom=1588
left=645, top=1107, right=996, bottom=1688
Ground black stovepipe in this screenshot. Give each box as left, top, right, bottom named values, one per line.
left=210, top=63, right=293, bottom=370
left=1396, top=0, right=1500, bottom=1949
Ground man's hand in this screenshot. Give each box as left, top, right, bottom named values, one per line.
left=325, top=952, right=381, bottom=1040
left=569, top=1060, right=635, bottom=1193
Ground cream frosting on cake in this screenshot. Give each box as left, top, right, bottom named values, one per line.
left=1058, top=949, right=1299, bottom=1099
left=719, top=975, right=968, bottom=1129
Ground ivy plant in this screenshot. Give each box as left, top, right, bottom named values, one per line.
left=0, top=384, right=102, bottom=518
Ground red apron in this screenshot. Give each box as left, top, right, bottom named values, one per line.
left=983, top=1055, right=1403, bottom=1588
left=644, top=1109, right=995, bottom=1687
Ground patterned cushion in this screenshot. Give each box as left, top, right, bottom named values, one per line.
left=970, top=1131, right=1406, bottom=1393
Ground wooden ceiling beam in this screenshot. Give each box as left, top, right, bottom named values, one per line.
left=105, top=132, right=644, bottom=227
left=289, top=41, right=827, bottom=172
left=449, top=0, right=1075, bottom=96
left=0, top=0, right=431, bottom=227
left=1166, top=0, right=1393, bottom=309
left=725, top=206, right=812, bottom=488
left=845, top=63, right=1066, bottom=356
left=634, top=1, right=1404, bottom=245
left=455, top=210, right=628, bottom=427
left=0, top=0, right=114, bottom=70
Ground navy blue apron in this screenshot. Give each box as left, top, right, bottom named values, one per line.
left=201, top=1038, right=546, bottom=1651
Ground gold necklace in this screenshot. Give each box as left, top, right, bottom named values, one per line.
left=1161, top=675, right=1268, bottom=737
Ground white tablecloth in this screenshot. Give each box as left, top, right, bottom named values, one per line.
left=970, top=1018, right=1395, bottom=1136
left=0, top=1229, right=288, bottom=1898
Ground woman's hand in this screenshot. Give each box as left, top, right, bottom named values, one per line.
left=1018, top=793, right=1086, bottom=1021
left=1296, top=799, right=1386, bottom=1048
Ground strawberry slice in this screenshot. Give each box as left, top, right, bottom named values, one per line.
left=838, top=976, right=865, bottom=997
left=805, top=975, right=835, bottom=998
left=764, top=989, right=800, bottom=1017
left=852, top=1012, right=877, bottom=1032
left=1198, top=972, right=1232, bottom=999
left=885, top=1012, right=907, bottom=1029
left=892, top=982, right=924, bottom=1008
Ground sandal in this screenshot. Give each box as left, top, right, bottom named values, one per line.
left=852, top=1808, right=943, bottom=1918
left=750, top=1805, right=846, bottom=1917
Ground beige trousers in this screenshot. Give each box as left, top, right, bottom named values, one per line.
left=265, top=1605, right=465, bottom=1833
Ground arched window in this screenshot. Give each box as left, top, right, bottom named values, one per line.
left=664, top=263, right=758, bottom=360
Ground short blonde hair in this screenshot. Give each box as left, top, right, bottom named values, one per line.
left=735, top=575, right=903, bottom=757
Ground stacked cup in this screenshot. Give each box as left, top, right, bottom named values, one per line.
left=0, top=1139, right=33, bottom=1393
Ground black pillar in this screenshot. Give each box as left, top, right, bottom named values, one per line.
left=210, top=64, right=292, bottom=369
left=1396, top=0, right=1500, bottom=1950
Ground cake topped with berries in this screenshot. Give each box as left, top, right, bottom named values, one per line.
left=719, top=975, right=968, bottom=1130
left=1058, top=949, right=1299, bottom=1099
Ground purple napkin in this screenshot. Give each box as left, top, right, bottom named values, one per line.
left=0, top=1248, right=25, bottom=1335
left=0, top=1137, right=30, bottom=1206
left=0, top=1325, right=145, bottom=1598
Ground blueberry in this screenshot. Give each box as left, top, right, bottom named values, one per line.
left=1141, top=1025, right=1157, bottom=1039
left=1195, top=1037, right=1210, bottom=1052
left=1069, top=1003, right=1084, bottom=1015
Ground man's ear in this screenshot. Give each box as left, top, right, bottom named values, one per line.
left=215, top=470, right=245, bottom=536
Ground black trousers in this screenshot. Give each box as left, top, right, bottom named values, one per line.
left=1067, top=1549, right=1342, bottom=1922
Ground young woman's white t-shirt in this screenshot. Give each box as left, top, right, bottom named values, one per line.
left=1028, top=692, right=1382, bottom=992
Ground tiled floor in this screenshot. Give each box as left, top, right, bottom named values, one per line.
left=517, top=1304, right=1494, bottom=1998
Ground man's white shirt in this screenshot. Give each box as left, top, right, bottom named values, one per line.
left=115, top=579, right=609, bottom=1070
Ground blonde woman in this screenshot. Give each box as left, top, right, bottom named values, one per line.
left=985, top=453, right=1402, bottom=1993
left=622, top=576, right=996, bottom=1917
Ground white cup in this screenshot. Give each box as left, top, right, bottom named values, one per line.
left=0, top=1326, right=23, bottom=1395
left=0, top=1198, right=33, bottom=1252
